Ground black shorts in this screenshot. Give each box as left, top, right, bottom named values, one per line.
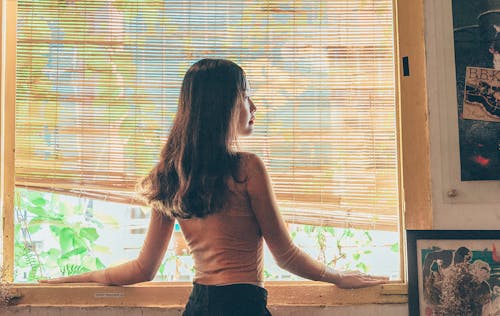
left=182, top=282, right=272, bottom=316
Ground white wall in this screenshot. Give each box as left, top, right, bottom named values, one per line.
left=425, top=0, right=500, bottom=229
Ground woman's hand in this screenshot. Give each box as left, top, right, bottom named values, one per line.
left=38, top=271, right=99, bottom=284
left=333, top=270, right=389, bottom=289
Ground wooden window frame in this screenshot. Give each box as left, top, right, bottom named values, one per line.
left=1, top=0, right=430, bottom=307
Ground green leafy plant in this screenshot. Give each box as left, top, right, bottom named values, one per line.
left=156, top=253, right=177, bottom=281
left=13, top=189, right=399, bottom=283
left=301, top=225, right=385, bottom=273
left=14, top=189, right=108, bottom=282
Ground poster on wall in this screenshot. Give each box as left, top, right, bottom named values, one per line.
left=407, top=230, right=500, bottom=316
left=452, top=0, right=500, bottom=181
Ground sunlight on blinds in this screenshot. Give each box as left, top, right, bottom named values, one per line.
left=16, top=0, right=398, bottom=231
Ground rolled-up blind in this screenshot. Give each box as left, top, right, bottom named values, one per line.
left=16, top=0, right=398, bottom=231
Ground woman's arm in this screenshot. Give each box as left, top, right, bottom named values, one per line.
left=244, top=153, right=388, bottom=289
left=40, top=209, right=175, bottom=285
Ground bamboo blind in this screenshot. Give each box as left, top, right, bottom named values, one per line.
left=15, top=0, right=398, bottom=231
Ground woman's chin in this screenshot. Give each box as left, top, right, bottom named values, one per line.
left=238, top=128, right=254, bottom=137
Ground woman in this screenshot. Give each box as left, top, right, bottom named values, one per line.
left=41, top=59, right=388, bottom=315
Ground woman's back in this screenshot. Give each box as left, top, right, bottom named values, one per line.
left=178, top=166, right=264, bottom=286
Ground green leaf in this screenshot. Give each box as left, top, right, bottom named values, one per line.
left=26, top=206, right=48, bottom=217
left=363, top=231, right=373, bottom=242
left=79, top=227, right=99, bottom=242
left=59, top=228, right=75, bottom=253
left=50, top=225, right=62, bottom=236
left=343, top=229, right=354, bottom=238
left=61, top=263, right=91, bottom=276
left=356, top=262, right=368, bottom=272
left=14, top=244, right=30, bottom=268
left=158, top=262, right=165, bottom=275
left=325, top=227, right=335, bottom=235
left=30, top=196, right=47, bottom=207
left=22, top=250, right=40, bottom=280
left=352, top=253, right=361, bottom=261
left=46, top=248, right=61, bottom=259
left=72, top=235, right=87, bottom=249
left=96, top=258, right=106, bottom=270
left=390, top=242, right=399, bottom=252
left=304, top=225, right=314, bottom=233
left=61, top=247, right=87, bottom=260
left=28, top=224, right=41, bottom=234
left=15, top=258, right=29, bottom=268
left=28, top=263, right=41, bottom=281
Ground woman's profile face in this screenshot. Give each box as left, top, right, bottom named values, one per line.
left=237, top=79, right=256, bottom=136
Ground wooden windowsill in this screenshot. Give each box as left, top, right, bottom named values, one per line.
left=8, top=281, right=407, bottom=307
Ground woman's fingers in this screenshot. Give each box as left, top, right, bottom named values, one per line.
left=38, top=278, right=70, bottom=284
left=335, top=271, right=390, bottom=289
left=363, top=279, right=388, bottom=286
left=361, top=274, right=390, bottom=280
left=38, top=275, right=85, bottom=284
left=344, top=271, right=389, bottom=280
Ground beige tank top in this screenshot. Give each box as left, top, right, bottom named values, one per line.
left=178, top=178, right=264, bottom=286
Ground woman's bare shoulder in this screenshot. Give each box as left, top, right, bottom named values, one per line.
left=238, top=151, right=260, bottom=162
left=238, top=152, right=265, bottom=173
left=237, top=152, right=269, bottom=190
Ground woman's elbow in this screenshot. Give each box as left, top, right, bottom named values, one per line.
left=275, top=257, right=291, bottom=271
left=140, top=269, right=157, bottom=282
left=134, top=260, right=158, bottom=283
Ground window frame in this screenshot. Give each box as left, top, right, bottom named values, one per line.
left=1, top=0, right=430, bottom=306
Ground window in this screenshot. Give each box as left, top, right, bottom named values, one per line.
left=2, top=0, right=431, bottom=307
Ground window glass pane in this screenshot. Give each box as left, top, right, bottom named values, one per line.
left=14, top=189, right=399, bottom=282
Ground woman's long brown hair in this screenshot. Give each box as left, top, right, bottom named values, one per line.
left=137, top=59, right=246, bottom=218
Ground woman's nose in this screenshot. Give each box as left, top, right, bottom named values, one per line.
left=250, top=99, right=257, bottom=112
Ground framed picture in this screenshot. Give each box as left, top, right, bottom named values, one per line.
left=407, top=230, right=500, bottom=316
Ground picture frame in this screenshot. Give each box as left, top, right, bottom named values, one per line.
left=407, top=230, right=500, bottom=316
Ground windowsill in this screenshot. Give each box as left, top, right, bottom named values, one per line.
left=9, top=281, right=407, bottom=307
